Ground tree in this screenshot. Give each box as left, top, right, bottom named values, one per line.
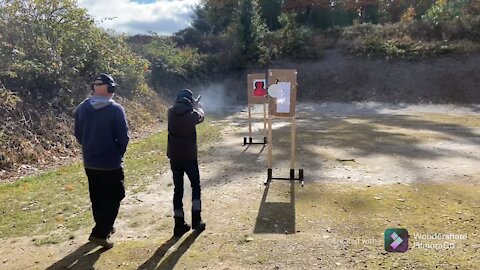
left=142, top=35, right=205, bottom=90
left=423, top=0, right=469, bottom=23
left=259, top=0, right=284, bottom=30
left=466, top=0, right=480, bottom=15
left=343, top=0, right=381, bottom=23
left=192, top=0, right=239, bottom=34
left=401, top=6, right=416, bottom=22
left=379, top=0, right=435, bottom=22
left=283, top=0, right=332, bottom=27
left=0, top=0, right=149, bottom=106
left=235, top=0, right=269, bottom=63
left=277, top=12, right=312, bottom=57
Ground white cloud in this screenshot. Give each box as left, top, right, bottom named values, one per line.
left=77, top=0, right=201, bottom=35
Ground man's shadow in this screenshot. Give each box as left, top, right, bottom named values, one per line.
left=138, top=230, right=203, bottom=270
left=46, top=242, right=108, bottom=270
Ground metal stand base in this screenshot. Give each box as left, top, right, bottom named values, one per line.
left=265, top=168, right=304, bottom=187
left=243, top=137, right=267, bottom=146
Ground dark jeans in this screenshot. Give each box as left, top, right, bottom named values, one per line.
left=85, top=168, right=125, bottom=239
left=170, top=159, right=202, bottom=218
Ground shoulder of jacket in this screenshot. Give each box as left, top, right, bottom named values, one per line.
left=110, top=101, right=125, bottom=111
left=75, top=98, right=89, bottom=111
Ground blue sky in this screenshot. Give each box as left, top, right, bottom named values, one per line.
left=77, top=0, right=200, bottom=35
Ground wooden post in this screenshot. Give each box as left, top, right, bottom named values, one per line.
left=268, top=115, right=273, bottom=169
left=291, top=116, right=296, bottom=170
left=248, top=104, right=252, bottom=138
left=263, top=103, right=267, bottom=138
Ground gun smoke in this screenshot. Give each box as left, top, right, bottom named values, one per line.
left=196, top=83, right=235, bottom=115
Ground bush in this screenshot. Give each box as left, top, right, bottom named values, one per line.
left=318, top=15, right=480, bottom=59
left=0, top=0, right=166, bottom=173
left=141, top=35, right=206, bottom=91
left=0, top=0, right=150, bottom=107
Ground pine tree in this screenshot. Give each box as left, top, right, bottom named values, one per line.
left=237, top=0, right=268, bottom=63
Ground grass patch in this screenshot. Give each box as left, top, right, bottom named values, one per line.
left=0, top=118, right=220, bottom=240
left=32, top=232, right=75, bottom=246
left=296, top=182, right=480, bottom=268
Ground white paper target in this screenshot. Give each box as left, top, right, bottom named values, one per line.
left=268, top=82, right=291, bottom=113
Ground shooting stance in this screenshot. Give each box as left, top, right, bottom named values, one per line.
left=167, top=89, right=206, bottom=237
left=74, top=73, right=129, bottom=248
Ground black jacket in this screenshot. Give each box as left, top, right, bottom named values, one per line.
left=167, top=98, right=205, bottom=161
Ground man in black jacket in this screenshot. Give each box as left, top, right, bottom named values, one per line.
left=167, top=89, right=206, bottom=237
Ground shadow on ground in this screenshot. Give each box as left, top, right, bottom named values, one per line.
left=254, top=181, right=296, bottom=234
left=46, top=242, right=108, bottom=270
left=137, top=230, right=204, bottom=270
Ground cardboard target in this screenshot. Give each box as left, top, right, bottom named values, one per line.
left=267, top=69, right=297, bottom=117
left=248, top=73, right=268, bottom=104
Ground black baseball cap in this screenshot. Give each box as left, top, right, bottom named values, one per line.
left=94, top=73, right=117, bottom=87
left=176, top=89, right=194, bottom=103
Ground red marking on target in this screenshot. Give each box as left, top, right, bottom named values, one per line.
left=253, top=80, right=267, bottom=97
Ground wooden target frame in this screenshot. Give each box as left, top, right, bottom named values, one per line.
left=244, top=73, right=268, bottom=145
left=266, top=69, right=304, bottom=186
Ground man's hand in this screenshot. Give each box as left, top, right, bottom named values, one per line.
left=194, top=102, right=203, bottom=109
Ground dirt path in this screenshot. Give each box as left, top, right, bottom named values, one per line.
left=1, top=102, right=480, bottom=269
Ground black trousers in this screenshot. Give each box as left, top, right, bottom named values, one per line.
left=170, top=159, right=202, bottom=218
left=85, top=168, right=125, bottom=239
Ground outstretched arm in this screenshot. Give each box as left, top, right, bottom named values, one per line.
left=193, top=102, right=205, bottom=124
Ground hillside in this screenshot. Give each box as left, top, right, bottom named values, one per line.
left=195, top=49, right=480, bottom=106
left=278, top=49, right=480, bottom=103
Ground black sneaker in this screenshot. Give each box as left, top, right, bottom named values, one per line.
left=174, top=217, right=191, bottom=237
left=88, top=235, right=114, bottom=249
left=192, top=211, right=206, bottom=232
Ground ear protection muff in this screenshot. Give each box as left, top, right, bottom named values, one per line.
left=91, top=73, right=117, bottom=94
left=107, top=84, right=116, bottom=94
left=91, top=82, right=116, bottom=93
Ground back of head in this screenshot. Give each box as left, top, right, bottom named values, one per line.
left=176, top=89, right=194, bottom=105
left=92, top=73, right=117, bottom=95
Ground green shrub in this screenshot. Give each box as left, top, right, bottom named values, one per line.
left=0, top=0, right=166, bottom=173
left=0, top=0, right=150, bottom=107
left=141, top=35, right=206, bottom=91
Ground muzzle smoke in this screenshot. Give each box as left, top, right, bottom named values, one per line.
left=196, top=83, right=234, bottom=114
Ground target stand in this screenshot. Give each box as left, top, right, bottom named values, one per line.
left=243, top=136, right=267, bottom=146
left=266, top=169, right=304, bottom=186
left=265, top=69, right=304, bottom=187
left=244, top=74, right=269, bottom=146
left=243, top=103, right=268, bottom=146
left=265, top=116, right=305, bottom=187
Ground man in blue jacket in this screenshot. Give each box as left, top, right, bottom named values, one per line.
left=168, top=89, right=206, bottom=237
left=74, top=73, right=129, bottom=249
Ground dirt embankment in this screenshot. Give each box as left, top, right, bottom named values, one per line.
left=217, top=50, right=480, bottom=104
left=283, top=50, right=480, bottom=103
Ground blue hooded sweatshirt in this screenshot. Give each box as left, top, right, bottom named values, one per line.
left=74, top=96, right=129, bottom=170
